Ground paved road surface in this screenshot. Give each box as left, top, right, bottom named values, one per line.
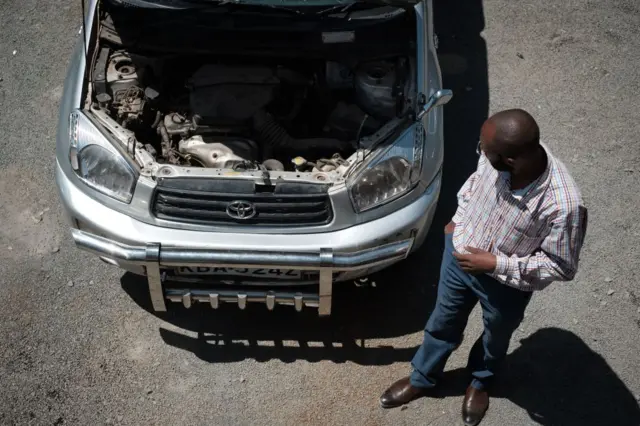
left=1, top=0, right=640, bottom=424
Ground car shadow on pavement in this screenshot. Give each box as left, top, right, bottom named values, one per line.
left=122, top=272, right=422, bottom=365
left=121, top=0, right=488, bottom=366
left=433, top=328, right=640, bottom=426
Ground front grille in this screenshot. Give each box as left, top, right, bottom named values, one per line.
left=152, top=177, right=333, bottom=227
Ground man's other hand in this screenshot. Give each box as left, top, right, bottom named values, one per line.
left=453, top=247, right=497, bottom=274
left=444, top=221, right=456, bottom=234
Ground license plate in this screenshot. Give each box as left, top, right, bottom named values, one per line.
left=176, top=266, right=301, bottom=279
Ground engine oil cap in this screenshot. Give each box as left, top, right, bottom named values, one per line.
left=291, top=156, right=307, bottom=168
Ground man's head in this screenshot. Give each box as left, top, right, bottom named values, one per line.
left=479, top=109, right=542, bottom=173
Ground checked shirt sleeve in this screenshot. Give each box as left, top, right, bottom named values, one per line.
left=494, top=205, right=588, bottom=290
left=452, top=154, right=487, bottom=225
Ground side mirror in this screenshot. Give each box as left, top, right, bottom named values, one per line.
left=417, top=89, right=453, bottom=120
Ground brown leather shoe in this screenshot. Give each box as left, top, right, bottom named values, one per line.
left=379, top=376, right=428, bottom=408
left=461, top=385, right=489, bottom=426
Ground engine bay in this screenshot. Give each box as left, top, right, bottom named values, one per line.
left=90, top=47, right=416, bottom=175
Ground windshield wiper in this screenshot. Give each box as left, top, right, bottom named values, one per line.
left=315, top=2, right=355, bottom=15
left=318, top=2, right=405, bottom=19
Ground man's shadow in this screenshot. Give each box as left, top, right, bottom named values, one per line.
left=437, top=328, right=640, bottom=426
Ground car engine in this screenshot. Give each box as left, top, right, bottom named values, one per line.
left=91, top=49, right=414, bottom=173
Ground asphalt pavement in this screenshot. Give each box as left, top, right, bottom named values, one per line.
left=1, top=0, right=640, bottom=425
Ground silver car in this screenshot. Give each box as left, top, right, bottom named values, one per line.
left=56, top=0, right=452, bottom=316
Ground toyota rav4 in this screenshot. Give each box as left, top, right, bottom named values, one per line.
left=55, top=0, right=452, bottom=316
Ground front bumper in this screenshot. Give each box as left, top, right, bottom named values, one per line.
left=57, top=162, right=441, bottom=315
left=73, top=229, right=414, bottom=316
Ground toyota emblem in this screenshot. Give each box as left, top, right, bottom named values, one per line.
left=226, top=200, right=257, bottom=220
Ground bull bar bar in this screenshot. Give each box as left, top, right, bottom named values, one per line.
left=71, top=229, right=414, bottom=316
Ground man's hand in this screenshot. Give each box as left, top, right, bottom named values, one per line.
left=444, top=221, right=456, bottom=234
left=453, top=247, right=497, bottom=275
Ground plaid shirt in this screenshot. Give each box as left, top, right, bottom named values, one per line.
left=452, top=144, right=588, bottom=291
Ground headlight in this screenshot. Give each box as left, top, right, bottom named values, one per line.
left=348, top=123, right=424, bottom=212
left=69, top=110, right=137, bottom=203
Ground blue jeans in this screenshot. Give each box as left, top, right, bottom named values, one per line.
left=410, top=233, right=533, bottom=390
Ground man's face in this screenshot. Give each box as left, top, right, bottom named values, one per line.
left=479, top=122, right=513, bottom=172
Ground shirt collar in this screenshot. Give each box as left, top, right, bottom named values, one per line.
left=522, top=143, right=553, bottom=212
left=501, top=143, right=553, bottom=212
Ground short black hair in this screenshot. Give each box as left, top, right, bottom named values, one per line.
left=490, top=109, right=540, bottom=157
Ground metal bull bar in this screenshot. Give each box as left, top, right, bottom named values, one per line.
left=71, top=229, right=414, bottom=316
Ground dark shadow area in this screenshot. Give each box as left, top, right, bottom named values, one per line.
left=121, top=0, right=488, bottom=365
left=433, top=328, right=640, bottom=426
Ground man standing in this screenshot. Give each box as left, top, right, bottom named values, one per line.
left=379, top=109, right=588, bottom=426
